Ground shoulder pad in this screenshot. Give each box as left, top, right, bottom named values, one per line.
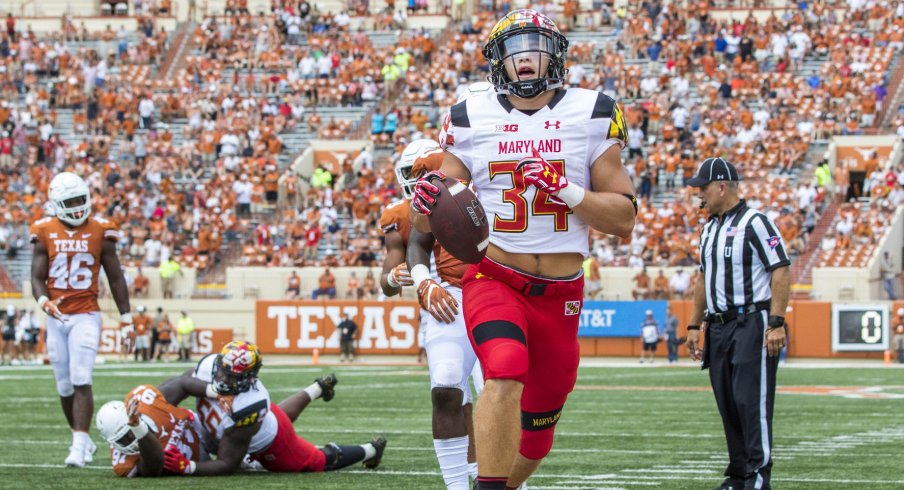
left=231, top=397, right=268, bottom=427
left=590, top=92, right=628, bottom=145
left=193, top=354, right=216, bottom=382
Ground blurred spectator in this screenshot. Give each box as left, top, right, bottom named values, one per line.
left=159, top=257, right=183, bottom=299
left=363, top=270, right=379, bottom=299
left=132, top=266, right=149, bottom=298
left=338, top=313, right=358, bottom=362
left=632, top=267, right=651, bottom=300
left=652, top=270, right=670, bottom=299
left=665, top=306, right=680, bottom=364
left=880, top=251, right=897, bottom=300
left=176, top=311, right=195, bottom=362
left=583, top=256, right=602, bottom=299
left=346, top=271, right=362, bottom=299
left=313, top=267, right=337, bottom=299
left=670, top=269, right=690, bottom=298
left=286, top=270, right=302, bottom=299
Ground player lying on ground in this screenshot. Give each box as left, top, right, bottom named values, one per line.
left=156, top=341, right=386, bottom=475
left=96, top=384, right=208, bottom=477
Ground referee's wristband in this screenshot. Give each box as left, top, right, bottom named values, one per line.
left=767, top=315, right=786, bottom=328
left=687, top=325, right=701, bottom=331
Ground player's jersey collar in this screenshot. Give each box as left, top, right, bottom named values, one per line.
left=497, top=88, right=567, bottom=115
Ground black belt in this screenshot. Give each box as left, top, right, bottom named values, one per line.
left=706, top=301, right=771, bottom=324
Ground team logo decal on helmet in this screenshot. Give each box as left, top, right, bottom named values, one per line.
left=483, top=9, right=569, bottom=99
left=212, top=341, right=263, bottom=395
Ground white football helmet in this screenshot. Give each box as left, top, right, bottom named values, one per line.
left=395, top=139, right=440, bottom=199
left=48, top=172, right=91, bottom=227
left=456, top=81, right=495, bottom=103
left=96, top=401, right=139, bottom=455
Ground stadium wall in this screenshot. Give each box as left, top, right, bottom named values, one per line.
left=2, top=296, right=895, bottom=359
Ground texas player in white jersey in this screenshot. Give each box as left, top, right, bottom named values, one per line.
left=389, top=138, right=483, bottom=489
left=30, top=172, right=133, bottom=468
left=156, top=341, right=386, bottom=476
left=412, top=10, right=636, bottom=490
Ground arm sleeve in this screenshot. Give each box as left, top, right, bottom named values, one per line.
left=747, top=214, right=792, bottom=271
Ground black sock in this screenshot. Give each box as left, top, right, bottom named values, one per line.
left=476, top=476, right=507, bottom=489
left=321, top=444, right=366, bottom=471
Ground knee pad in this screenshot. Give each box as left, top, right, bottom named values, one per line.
left=519, top=405, right=563, bottom=460
left=482, top=341, right=528, bottom=383
left=54, top=372, right=74, bottom=397
left=70, top=364, right=94, bottom=388
left=428, top=342, right=465, bottom=388
left=432, top=358, right=465, bottom=388
left=471, top=320, right=528, bottom=382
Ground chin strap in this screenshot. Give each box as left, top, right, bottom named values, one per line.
left=499, top=79, right=563, bottom=99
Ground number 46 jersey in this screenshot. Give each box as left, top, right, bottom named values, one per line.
left=438, top=88, right=627, bottom=258
left=29, top=215, right=121, bottom=315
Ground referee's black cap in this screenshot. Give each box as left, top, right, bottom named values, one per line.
left=686, top=157, right=743, bottom=187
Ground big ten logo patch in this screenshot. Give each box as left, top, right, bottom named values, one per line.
left=495, top=124, right=519, bottom=133
left=565, top=301, right=581, bottom=316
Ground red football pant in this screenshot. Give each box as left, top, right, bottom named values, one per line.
left=462, top=258, right=583, bottom=460
left=251, top=404, right=326, bottom=472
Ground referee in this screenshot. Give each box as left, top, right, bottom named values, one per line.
left=684, top=158, right=791, bottom=490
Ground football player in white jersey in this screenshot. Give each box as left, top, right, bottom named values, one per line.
left=402, top=138, right=484, bottom=489
left=30, top=172, right=133, bottom=468
left=411, top=9, right=636, bottom=490
left=157, top=341, right=386, bottom=475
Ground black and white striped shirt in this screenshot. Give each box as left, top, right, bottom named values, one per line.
left=698, top=200, right=791, bottom=313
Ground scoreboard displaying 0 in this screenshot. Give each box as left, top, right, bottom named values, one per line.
left=831, top=304, right=889, bottom=352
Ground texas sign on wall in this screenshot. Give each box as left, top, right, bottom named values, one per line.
left=255, top=300, right=420, bottom=354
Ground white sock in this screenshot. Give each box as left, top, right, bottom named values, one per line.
left=72, top=430, right=89, bottom=451
left=303, top=382, right=323, bottom=400
left=468, top=461, right=478, bottom=481
left=434, top=436, right=470, bottom=490
left=362, top=442, right=377, bottom=460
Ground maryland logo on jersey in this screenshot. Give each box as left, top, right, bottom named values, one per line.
left=608, top=103, right=628, bottom=146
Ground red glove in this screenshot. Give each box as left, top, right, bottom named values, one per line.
left=411, top=171, right=446, bottom=215
left=164, top=446, right=196, bottom=475
left=417, top=279, right=459, bottom=324
left=516, top=149, right=570, bottom=204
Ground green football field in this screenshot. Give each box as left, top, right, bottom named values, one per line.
left=0, top=360, right=902, bottom=489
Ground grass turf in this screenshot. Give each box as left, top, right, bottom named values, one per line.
left=0, top=361, right=901, bottom=489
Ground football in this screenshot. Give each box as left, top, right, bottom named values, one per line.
left=427, top=177, right=490, bottom=264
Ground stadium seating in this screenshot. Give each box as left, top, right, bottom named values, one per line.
left=0, top=0, right=902, bottom=300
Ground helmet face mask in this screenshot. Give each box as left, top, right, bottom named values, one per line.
left=395, top=139, right=440, bottom=199
left=96, top=401, right=140, bottom=455
left=48, top=172, right=91, bottom=227
left=212, top=341, right=263, bottom=395
left=484, top=10, right=569, bottom=99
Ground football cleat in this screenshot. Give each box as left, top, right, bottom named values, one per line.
left=316, top=373, right=338, bottom=402
left=83, top=440, right=97, bottom=463
left=362, top=435, right=387, bottom=470
left=65, top=446, right=86, bottom=468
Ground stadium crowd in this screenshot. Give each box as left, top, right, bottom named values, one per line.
left=0, top=0, right=901, bottom=297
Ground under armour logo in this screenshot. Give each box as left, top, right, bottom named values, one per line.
left=544, top=120, right=561, bottom=130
